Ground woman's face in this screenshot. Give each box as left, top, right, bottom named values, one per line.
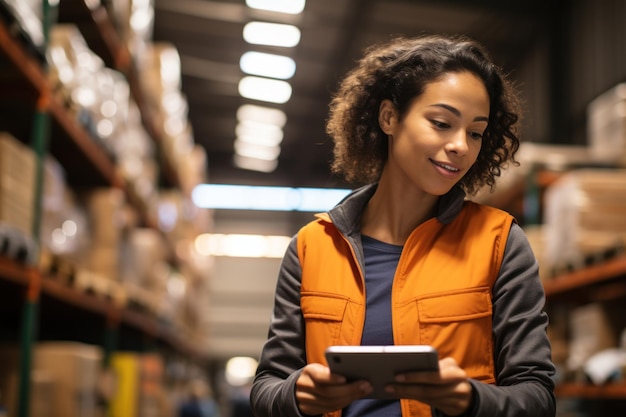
left=379, top=70, right=489, bottom=196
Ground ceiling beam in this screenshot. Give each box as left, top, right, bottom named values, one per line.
left=395, top=0, right=550, bottom=17
left=154, top=0, right=303, bottom=25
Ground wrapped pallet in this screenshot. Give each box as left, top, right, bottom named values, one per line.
left=588, top=83, right=626, bottom=166
left=80, top=187, right=128, bottom=283
left=543, top=169, right=626, bottom=273
left=0, top=132, right=36, bottom=236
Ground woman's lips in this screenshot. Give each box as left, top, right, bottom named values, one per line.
left=430, top=159, right=462, bottom=178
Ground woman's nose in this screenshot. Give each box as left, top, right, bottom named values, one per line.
left=445, top=130, right=469, bottom=155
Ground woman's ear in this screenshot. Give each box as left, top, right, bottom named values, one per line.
left=378, top=99, right=397, bottom=135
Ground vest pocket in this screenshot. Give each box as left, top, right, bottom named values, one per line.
left=418, top=287, right=492, bottom=323
left=416, top=287, right=495, bottom=383
left=301, top=292, right=348, bottom=321
left=301, top=293, right=351, bottom=363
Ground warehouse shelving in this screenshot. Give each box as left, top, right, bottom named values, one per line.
left=484, top=164, right=626, bottom=403
left=544, top=255, right=626, bottom=301
left=0, top=254, right=204, bottom=357
left=555, top=383, right=626, bottom=400
left=0, top=13, right=120, bottom=188
left=57, top=0, right=181, bottom=189
left=545, top=253, right=626, bottom=400
left=0, top=1, right=205, bottom=416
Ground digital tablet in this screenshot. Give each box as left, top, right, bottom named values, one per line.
left=324, top=345, right=439, bottom=399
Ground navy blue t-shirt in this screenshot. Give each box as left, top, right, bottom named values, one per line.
left=343, top=235, right=403, bottom=417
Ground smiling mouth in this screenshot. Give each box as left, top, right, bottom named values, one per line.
left=431, top=159, right=460, bottom=172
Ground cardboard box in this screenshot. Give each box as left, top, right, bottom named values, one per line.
left=0, top=342, right=103, bottom=417
left=543, top=169, right=626, bottom=270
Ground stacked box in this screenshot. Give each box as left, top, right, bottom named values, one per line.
left=0, top=342, right=103, bottom=417
left=567, top=303, right=625, bottom=378
left=82, top=187, right=127, bottom=281
left=138, top=353, right=170, bottom=417
left=120, top=227, right=167, bottom=289
left=587, top=83, right=626, bottom=166
left=177, top=144, right=208, bottom=197
left=158, top=189, right=213, bottom=244
left=39, top=156, right=68, bottom=249
left=2, top=0, right=44, bottom=52
left=0, top=132, right=36, bottom=236
left=48, top=25, right=130, bottom=155
left=543, top=169, right=626, bottom=271
left=138, top=42, right=182, bottom=109
left=33, top=342, right=103, bottom=417
left=521, top=225, right=550, bottom=281
left=48, top=25, right=101, bottom=117
left=107, top=0, right=154, bottom=57
left=39, top=157, right=90, bottom=260
left=0, top=345, right=20, bottom=416
left=136, top=42, right=192, bottom=187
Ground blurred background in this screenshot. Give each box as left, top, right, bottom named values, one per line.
left=1, top=0, right=626, bottom=416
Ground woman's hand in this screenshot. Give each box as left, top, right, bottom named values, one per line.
left=386, top=357, right=473, bottom=416
left=295, top=363, right=373, bottom=416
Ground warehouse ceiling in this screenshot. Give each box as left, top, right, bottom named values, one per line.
left=152, top=0, right=550, bottom=189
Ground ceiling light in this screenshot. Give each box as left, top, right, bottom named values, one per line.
left=236, top=120, right=283, bottom=146
left=240, top=51, right=296, bottom=80
left=237, top=104, right=286, bottom=127
left=243, top=22, right=301, bottom=47
left=234, top=140, right=281, bottom=160
left=224, top=356, right=259, bottom=386
left=236, top=134, right=282, bottom=148
left=236, top=135, right=280, bottom=148
left=245, top=0, right=306, bottom=15
left=233, top=155, right=278, bottom=173
left=238, top=76, right=292, bottom=104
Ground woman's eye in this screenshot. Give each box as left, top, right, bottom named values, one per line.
left=469, top=131, right=484, bottom=140
left=431, top=120, right=449, bottom=129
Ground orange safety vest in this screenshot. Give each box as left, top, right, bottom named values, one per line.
left=297, top=201, right=514, bottom=417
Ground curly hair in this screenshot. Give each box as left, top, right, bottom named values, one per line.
left=326, top=34, right=522, bottom=195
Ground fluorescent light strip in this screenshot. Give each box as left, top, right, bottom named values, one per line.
left=240, top=51, right=296, bottom=80
left=236, top=124, right=283, bottom=147
left=192, top=184, right=352, bottom=211
left=237, top=104, right=286, bottom=127
left=233, top=155, right=278, bottom=172
left=243, top=22, right=301, bottom=47
left=238, top=76, right=292, bottom=104
left=234, top=140, right=281, bottom=160
left=194, top=233, right=291, bottom=258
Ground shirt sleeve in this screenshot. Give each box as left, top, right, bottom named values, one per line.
left=460, top=222, right=557, bottom=417
left=249, top=235, right=310, bottom=417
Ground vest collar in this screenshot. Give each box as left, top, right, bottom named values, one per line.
left=324, top=183, right=467, bottom=234
left=436, top=185, right=467, bottom=224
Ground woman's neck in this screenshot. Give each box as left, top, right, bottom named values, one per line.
left=360, top=175, right=439, bottom=245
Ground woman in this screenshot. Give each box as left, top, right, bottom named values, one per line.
left=250, top=34, right=556, bottom=417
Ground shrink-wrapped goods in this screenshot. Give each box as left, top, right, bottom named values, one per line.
left=543, top=169, right=626, bottom=273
